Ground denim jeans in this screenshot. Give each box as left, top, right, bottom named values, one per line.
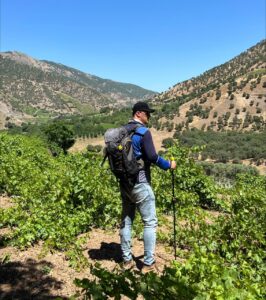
left=120, top=183, right=158, bottom=266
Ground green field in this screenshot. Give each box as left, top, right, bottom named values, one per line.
left=0, top=133, right=265, bottom=299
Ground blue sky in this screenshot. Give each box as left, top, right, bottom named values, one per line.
left=0, top=0, right=265, bottom=92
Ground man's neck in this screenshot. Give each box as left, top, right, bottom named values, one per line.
left=133, top=117, right=144, bottom=124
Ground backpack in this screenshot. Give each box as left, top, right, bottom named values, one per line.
left=102, top=123, right=145, bottom=187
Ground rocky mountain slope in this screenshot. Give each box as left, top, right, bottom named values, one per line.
left=1, top=41, right=265, bottom=132
left=150, top=40, right=266, bottom=131
left=0, top=52, right=156, bottom=127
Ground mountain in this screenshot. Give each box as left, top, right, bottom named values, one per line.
left=1, top=41, right=265, bottom=132
left=150, top=40, right=266, bottom=132
left=0, top=51, right=156, bottom=127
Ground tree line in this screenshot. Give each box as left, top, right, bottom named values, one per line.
left=172, top=129, right=266, bottom=163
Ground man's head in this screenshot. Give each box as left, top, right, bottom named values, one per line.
left=132, top=102, right=155, bottom=124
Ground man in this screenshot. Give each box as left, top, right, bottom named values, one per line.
left=120, top=101, right=176, bottom=272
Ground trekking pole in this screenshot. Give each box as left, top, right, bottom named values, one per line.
left=170, top=158, right=177, bottom=260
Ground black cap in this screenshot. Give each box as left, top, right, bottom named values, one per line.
left=132, top=101, right=155, bottom=114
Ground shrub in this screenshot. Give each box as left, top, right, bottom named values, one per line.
left=87, top=144, right=102, bottom=153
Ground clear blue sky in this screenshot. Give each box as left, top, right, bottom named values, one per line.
left=0, top=0, right=265, bottom=92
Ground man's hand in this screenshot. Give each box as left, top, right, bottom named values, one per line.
left=170, top=160, right=176, bottom=169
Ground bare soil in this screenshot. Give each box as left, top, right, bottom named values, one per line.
left=241, top=159, right=266, bottom=175
left=0, top=196, right=176, bottom=299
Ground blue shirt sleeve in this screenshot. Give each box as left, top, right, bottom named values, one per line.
left=155, top=156, right=171, bottom=170
left=142, top=130, right=171, bottom=170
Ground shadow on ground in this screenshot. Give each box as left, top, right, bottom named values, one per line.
left=88, top=242, right=122, bottom=263
left=88, top=242, right=145, bottom=270
left=0, top=258, right=67, bottom=300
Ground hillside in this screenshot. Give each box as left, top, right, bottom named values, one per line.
left=150, top=40, right=266, bottom=132
left=0, top=51, right=156, bottom=127
left=1, top=41, right=265, bottom=132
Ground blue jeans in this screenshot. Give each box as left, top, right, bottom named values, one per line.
left=120, top=183, right=158, bottom=266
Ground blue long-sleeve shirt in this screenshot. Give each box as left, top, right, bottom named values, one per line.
left=126, top=120, right=171, bottom=183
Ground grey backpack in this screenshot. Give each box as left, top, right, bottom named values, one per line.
left=103, top=123, right=144, bottom=187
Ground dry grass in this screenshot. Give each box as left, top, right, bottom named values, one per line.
left=69, top=127, right=174, bottom=153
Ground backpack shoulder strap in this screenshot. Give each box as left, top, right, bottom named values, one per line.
left=125, top=122, right=148, bottom=137
left=134, top=124, right=148, bottom=137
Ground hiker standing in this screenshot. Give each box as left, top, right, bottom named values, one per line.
left=120, top=101, right=176, bottom=272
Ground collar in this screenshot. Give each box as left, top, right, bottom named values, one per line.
left=128, top=119, right=146, bottom=126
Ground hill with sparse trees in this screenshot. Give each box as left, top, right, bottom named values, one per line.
left=0, top=51, right=156, bottom=128
left=149, top=40, right=266, bottom=132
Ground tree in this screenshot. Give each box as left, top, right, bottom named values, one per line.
left=162, top=138, right=174, bottom=148
left=216, top=151, right=229, bottom=163
left=187, top=115, right=193, bottom=123
left=216, top=89, right=221, bottom=100
left=44, top=122, right=75, bottom=155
